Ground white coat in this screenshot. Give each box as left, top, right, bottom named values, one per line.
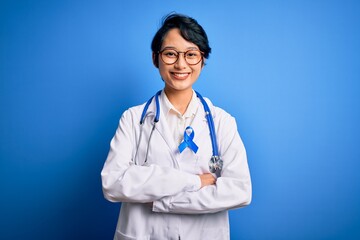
left=101, top=92, right=252, bottom=240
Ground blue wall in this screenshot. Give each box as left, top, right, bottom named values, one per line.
left=1, top=0, right=360, bottom=239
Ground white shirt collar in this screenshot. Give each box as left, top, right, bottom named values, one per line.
left=160, top=89, right=199, bottom=119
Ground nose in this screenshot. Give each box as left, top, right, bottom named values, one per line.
left=174, top=53, right=187, bottom=69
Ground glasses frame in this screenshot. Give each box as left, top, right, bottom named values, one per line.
left=158, top=49, right=204, bottom=66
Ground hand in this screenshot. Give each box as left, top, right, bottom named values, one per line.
left=199, top=173, right=216, bottom=188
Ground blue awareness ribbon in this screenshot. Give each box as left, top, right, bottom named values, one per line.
left=178, top=126, right=199, bottom=154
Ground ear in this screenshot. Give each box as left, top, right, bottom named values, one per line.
left=152, top=52, right=159, bottom=68
left=201, top=58, right=206, bottom=68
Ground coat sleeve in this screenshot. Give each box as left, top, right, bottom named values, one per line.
left=101, top=108, right=201, bottom=203
left=152, top=111, right=252, bottom=214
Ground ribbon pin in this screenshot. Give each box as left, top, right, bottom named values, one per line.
left=178, top=126, right=198, bottom=154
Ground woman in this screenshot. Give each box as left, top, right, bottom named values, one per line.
left=101, top=13, right=252, bottom=240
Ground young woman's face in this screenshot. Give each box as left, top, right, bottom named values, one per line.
left=155, top=28, right=203, bottom=94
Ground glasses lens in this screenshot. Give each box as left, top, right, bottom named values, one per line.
left=161, top=50, right=178, bottom=64
left=185, top=50, right=202, bottom=65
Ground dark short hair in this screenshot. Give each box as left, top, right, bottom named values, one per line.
left=151, top=13, right=211, bottom=67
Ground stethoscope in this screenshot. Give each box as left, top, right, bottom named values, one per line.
left=135, top=90, right=223, bottom=175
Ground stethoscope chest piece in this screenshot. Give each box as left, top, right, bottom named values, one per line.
left=209, top=155, right=223, bottom=173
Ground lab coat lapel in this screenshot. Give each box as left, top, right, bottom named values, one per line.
left=189, top=104, right=208, bottom=144
left=154, top=116, right=178, bottom=152
left=143, top=102, right=177, bottom=153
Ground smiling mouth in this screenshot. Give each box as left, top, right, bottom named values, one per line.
left=171, top=72, right=190, bottom=79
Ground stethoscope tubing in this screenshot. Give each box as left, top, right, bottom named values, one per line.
left=195, top=91, right=219, bottom=158
left=140, top=90, right=161, bottom=124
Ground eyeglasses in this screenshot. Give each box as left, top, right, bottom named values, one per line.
left=158, top=49, right=203, bottom=65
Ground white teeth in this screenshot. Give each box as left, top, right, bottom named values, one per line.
left=174, top=73, right=189, bottom=77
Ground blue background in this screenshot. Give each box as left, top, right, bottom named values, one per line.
left=1, top=0, right=359, bottom=239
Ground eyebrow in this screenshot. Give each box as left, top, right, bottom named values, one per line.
left=161, top=46, right=199, bottom=51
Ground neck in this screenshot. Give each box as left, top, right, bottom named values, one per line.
left=164, top=88, right=193, bottom=115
